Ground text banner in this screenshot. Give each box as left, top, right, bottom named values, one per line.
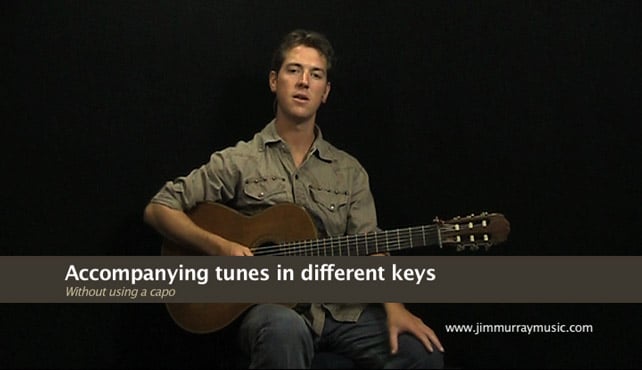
left=0, top=256, right=640, bottom=303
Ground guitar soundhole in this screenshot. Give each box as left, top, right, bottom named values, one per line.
left=253, top=242, right=280, bottom=256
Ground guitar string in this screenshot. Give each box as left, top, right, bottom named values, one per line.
left=262, top=232, right=438, bottom=256
left=252, top=227, right=439, bottom=256
left=252, top=227, right=443, bottom=256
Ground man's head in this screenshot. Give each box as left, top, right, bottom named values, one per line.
left=269, top=30, right=334, bottom=124
left=270, top=29, right=335, bottom=81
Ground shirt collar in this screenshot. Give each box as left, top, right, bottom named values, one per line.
left=259, top=119, right=335, bottom=162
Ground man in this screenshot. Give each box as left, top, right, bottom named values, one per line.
left=144, top=29, right=444, bottom=369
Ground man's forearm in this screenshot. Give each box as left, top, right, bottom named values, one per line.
left=143, top=202, right=225, bottom=255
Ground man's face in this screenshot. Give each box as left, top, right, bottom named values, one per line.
left=269, top=45, right=331, bottom=123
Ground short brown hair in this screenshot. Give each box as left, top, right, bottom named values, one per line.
left=271, top=29, right=335, bottom=80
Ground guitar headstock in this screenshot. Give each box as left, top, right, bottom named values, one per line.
left=438, top=212, right=510, bottom=252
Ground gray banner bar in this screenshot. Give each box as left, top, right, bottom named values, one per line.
left=1, top=256, right=640, bottom=303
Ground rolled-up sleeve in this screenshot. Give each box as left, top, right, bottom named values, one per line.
left=150, top=149, right=240, bottom=211
left=346, top=164, right=378, bottom=235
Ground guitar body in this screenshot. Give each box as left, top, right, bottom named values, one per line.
left=161, top=202, right=318, bottom=334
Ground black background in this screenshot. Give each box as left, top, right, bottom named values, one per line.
left=3, top=1, right=641, bottom=369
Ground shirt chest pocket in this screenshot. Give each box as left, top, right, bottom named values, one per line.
left=309, top=187, right=349, bottom=212
left=308, top=186, right=350, bottom=236
left=242, top=176, right=289, bottom=204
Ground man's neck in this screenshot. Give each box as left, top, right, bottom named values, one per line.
left=274, top=115, right=317, bottom=168
left=274, top=116, right=316, bottom=152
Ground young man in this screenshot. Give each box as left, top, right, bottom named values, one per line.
left=144, top=29, right=444, bottom=369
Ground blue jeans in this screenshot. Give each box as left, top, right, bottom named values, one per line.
left=237, top=304, right=444, bottom=369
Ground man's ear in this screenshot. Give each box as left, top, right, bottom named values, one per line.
left=322, top=81, right=331, bottom=103
left=269, top=71, right=277, bottom=93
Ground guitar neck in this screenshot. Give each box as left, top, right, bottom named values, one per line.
left=253, top=225, right=441, bottom=256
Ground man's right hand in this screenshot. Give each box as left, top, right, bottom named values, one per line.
left=144, top=202, right=253, bottom=256
left=218, top=240, right=254, bottom=256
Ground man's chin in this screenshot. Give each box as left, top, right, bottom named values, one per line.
left=278, top=109, right=317, bottom=125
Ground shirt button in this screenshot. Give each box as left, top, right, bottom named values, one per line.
left=329, top=204, right=335, bottom=211
left=259, top=192, right=265, bottom=198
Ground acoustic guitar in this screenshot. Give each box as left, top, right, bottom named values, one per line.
left=161, top=202, right=510, bottom=333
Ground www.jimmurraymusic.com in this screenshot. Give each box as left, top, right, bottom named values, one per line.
left=444, top=323, right=594, bottom=335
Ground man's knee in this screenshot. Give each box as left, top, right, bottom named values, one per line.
left=388, top=334, right=444, bottom=369
left=242, top=304, right=311, bottom=345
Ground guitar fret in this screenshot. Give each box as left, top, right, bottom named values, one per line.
left=365, top=232, right=369, bottom=255
left=412, top=227, right=422, bottom=249
left=346, top=235, right=350, bottom=256
left=354, top=234, right=358, bottom=256
left=397, top=229, right=401, bottom=247
left=375, top=232, right=378, bottom=254
left=347, top=235, right=350, bottom=256
left=353, top=234, right=358, bottom=256
left=353, top=235, right=357, bottom=256
left=355, top=235, right=358, bottom=256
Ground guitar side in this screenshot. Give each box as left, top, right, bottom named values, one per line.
left=161, top=202, right=318, bottom=334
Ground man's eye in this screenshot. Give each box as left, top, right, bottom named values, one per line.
left=312, top=72, right=323, bottom=79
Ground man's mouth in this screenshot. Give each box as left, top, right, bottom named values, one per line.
left=293, top=93, right=310, bottom=102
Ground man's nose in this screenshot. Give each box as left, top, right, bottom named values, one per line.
left=297, top=71, right=310, bottom=87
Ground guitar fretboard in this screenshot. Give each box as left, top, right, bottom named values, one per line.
left=253, top=225, right=442, bottom=256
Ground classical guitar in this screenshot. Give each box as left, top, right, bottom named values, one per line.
left=161, top=202, right=510, bottom=334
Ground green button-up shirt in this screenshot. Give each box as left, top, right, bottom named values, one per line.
left=151, top=119, right=378, bottom=335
